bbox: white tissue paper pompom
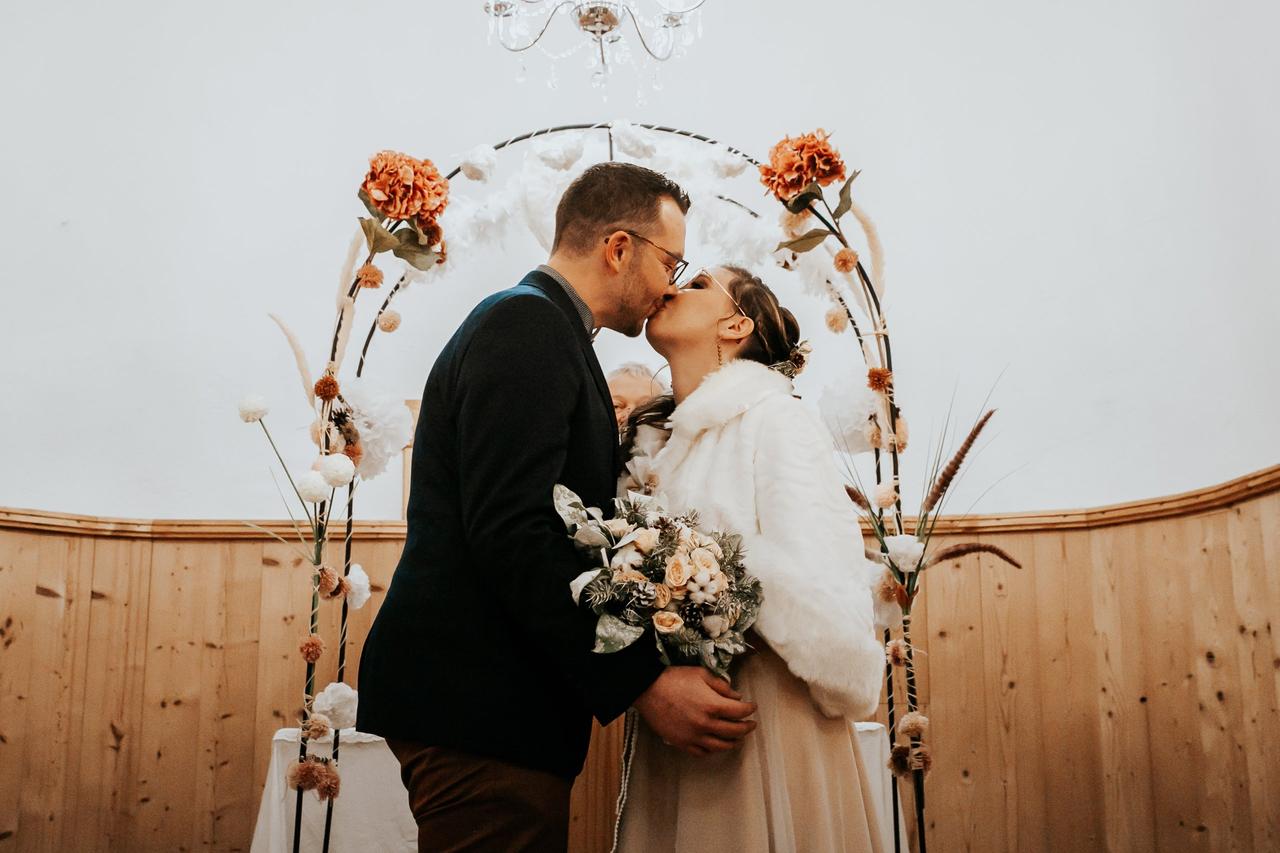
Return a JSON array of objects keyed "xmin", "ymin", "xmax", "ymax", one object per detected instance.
[
  {"xmin": 712, "ymin": 148, "xmax": 749, "ymax": 178},
  {"xmin": 819, "ymin": 383, "xmax": 882, "ymax": 455},
  {"xmin": 238, "ymin": 395, "xmax": 269, "ymax": 423},
  {"xmin": 313, "ymin": 682, "xmax": 358, "ymax": 730},
  {"xmin": 884, "ymin": 534, "xmax": 926, "ymax": 574},
  {"xmin": 611, "ymin": 120, "xmax": 656, "ymax": 159},
  {"xmin": 317, "ymin": 453, "xmax": 356, "ymax": 487},
  {"xmin": 346, "ymin": 563, "xmax": 371, "ymax": 610},
  {"xmin": 296, "ymin": 471, "xmax": 331, "ymax": 503},
  {"xmin": 459, "ymin": 144, "xmax": 498, "ymax": 182},
  {"xmin": 341, "ymin": 379, "xmax": 414, "ymax": 480},
  {"xmin": 534, "ymin": 134, "xmax": 585, "ymax": 171}
]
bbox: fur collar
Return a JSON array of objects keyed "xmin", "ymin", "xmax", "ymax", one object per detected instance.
[{"xmin": 668, "ymin": 359, "xmax": 795, "ymax": 437}]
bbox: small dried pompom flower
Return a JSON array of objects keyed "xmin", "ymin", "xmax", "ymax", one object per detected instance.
[
  {"xmin": 377, "ymin": 310, "xmax": 401, "ymax": 333},
  {"xmin": 327, "ymin": 576, "xmax": 351, "ymax": 600},
  {"xmin": 315, "ymin": 760, "xmax": 341, "ymax": 800},
  {"xmin": 889, "ymin": 744, "xmax": 911, "ymax": 777},
  {"xmin": 874, "ymin": 481, "xmax": 898, "ymax": 509},
  {"xmin": 299, "ymin": 634, "xmax": 325, "ymax": 663},
  {"xmin": 356, "ymin": 263, "xmax": 383, "ymax": 289},
  {"xmin": 314, "ymin": 374, "xmax": 340, "ymax": 402},
  {"xmin": 316, "ymin": 565, "xmax": 340, "ymax": 596},
  {"xmin": 910, "ymin": 744, "xmax": 934, "ymax": 774},
  {"xmin": 834, "ymin": 248, "xmax": 859, "ymax": 274},
  {"xmin": 899, "ymin": 711, "xmax": 930, "ymax": 740},
  {"xmin": 889, "ymin": 414, "xmax": 909, "ymax": 453},
  {"xmin": 238, "ymin": 395, "xmax": 269, "ymax": 423},
  {"xmin": 287, "ymin": 756, "xmax": 341, "ymax": 801},
  {"xmin": 886, "ymin": 638, "xmax": 910, "ymax": 667},
  {"xmin": 867, "ymin": 368, "xmax": 893, "ymax": 392},
  {"xmin": 302, "ymin": 713, "xmax": 332, "ymax": 740},
  {"xmin": 825, "ymin": 306, "xmax": 849, "ymax": 334},
  {"xmin": 317, "ymin": 453, "xmax": 356, "ymax": 488},
  {"xmin": 296, "ymin": 471, "xmax": 330, "ymax": 504},
  {"xmin": 342, "ymin": 442, "xmax": 364, "ymax": 467}
]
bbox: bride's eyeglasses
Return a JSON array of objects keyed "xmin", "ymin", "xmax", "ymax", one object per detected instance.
[{"xmin": 677, "ymin": 268, "xmax": 747, "ymax": 318}]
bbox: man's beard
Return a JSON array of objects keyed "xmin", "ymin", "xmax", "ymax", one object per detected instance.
[{"xmin": 615, "ymin": 269, "xmax": 651, "ymax": 337}]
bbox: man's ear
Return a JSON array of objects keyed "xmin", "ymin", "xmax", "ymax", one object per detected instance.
[{"xmin": 602, "ymin": 230, "xmax": 631, "ymax": 273}]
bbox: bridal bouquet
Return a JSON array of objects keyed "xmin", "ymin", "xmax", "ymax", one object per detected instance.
[{"xmin": 554, "ymin": 485, "xmax": 762, "ymax": 680}]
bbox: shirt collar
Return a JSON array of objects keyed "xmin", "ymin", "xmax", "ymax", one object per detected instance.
[{"xmin": 537, "ymin": 264, "xmax": 595, "ymax": 337}]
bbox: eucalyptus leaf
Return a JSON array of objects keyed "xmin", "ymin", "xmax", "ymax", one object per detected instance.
[
  {"xmin": 359, "ymin": 217, "xmax": 399, "ymax": 254},
  {"xmin": 832, "ymin": 170, "xmax": 862, "ymax": 220},
  {"xmin": 776, "ymin": 228, "xmax": 831, "ymax": 254},
  {"xmin": 357, "ymin": 188, "xmax": 385, "ymax": 220},
  {"xmin": 391, "ymin": 241, "xmax": 438, "ymax": 271},
  {"xmin": 574, "ymin": 525, "xmax": 610, "ymax": 549},
  {"xmin": 783, "ymin": 181, "xmax": 824, "ymax": 214},
  {"xmin": 553, "ymin": 484, "xmax": 590, "ymax": 528},
  {"xmin": 593, "ymin": 613, "xmax": 645, "ymax": 654}
]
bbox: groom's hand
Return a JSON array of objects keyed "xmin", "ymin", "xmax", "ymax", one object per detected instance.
[{"xmin": 633, "ymin": 667, "xmax": 757, "ymax": 757}]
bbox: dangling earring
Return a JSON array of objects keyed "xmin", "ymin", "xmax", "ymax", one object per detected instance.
[{"xmin": 716, "ymin": 338, "xmax": 723, "ymax": 367}]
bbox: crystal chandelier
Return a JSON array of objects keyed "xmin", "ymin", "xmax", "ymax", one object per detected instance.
[{"xmin": 483, "ymin": 2, "xmax": 708, "ymax": 87}]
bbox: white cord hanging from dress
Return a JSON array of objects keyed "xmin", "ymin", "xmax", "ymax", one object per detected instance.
[{"xmin": 608, "ymin": 708, "xmax": 640, "ymax": 853}]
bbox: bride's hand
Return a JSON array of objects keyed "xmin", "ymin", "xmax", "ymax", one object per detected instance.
[{"xmin": 633, "ymin": 667, "xmax": 757, "ymax": 757}]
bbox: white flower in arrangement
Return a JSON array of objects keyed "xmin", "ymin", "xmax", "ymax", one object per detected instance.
[
  {"xmin": 712, "ymin": 148, "xmax": 749, "ymax": 178},
  {"xmin": 819, "ymin": 382, "xmax": 882, "ymax": 456},
  {"xmin": 313, "ymin": 681, "xmax": 358, "ymax": 730},
  {"xmin": 610, "ymin": 544, "xmax": 644, "ymax": 571},
  {"xmin": 687, "ymin": 568, "xmax": 726, "ymax": 605},
  {"xmin": 883, "ymin": 534, "xmax": 926, "ymax": 574},
  {"xmin": 874, "ymin": 482, "xmax": 899, "ymax": 509},
  {"xmin": 690, "ymin": 547, "xmax": 720, "ymax": 575},
  {"xmin": 534, "ymin": 134, "xmax": 585, "ymax": 171},
  {"xmin": 400, "ymin": 262, "xmax": 430, "ymax": 289},
  {"xmin": 341, "ymin": 378, "xmax": 414, "ymax": 481},
  {"xmin": 701, "ymin": 613, "xmax": 730, "ymax": 639},
  {"xmin": 603, "ymin": 518, "xmax": 634, "ymax": 539},
  {"xmin": 296, "ymin": 471, "xmax": 330, "ymax": 503},
  {"xmin": 237, "ymin": 395, "xmax": 269, "ymax": 423},
  {"xmin": 316, "ymin": 453, "xmax": 356, "ymax": 488},
  {"xmin": 611, "ymin": 120, "xmax": 657, "ymax": 159},
  {"xmin": 346, "ymin": 563, "xmax": 371, "ymax": 610},
  {"xmin": 458, "ymin": 144, "xmax": 497, "ymax": 182},
  {"xmin": 631, "ymin": 527, "xmax": 661, "ymax": 554}
]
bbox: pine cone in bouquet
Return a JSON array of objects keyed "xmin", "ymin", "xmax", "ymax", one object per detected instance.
[{"xmin": 554, "ymin": 484, "xmax": 763, "ymax": 680}]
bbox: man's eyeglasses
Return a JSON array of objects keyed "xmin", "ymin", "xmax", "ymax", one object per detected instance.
[{"xmin": 617, "ymin": 229, "xmax": 688, "ymax": 284}]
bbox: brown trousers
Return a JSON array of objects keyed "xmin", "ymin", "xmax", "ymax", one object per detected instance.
[{"xmin": 387, "ymin": 739, "xmax": 572, "ymax": 853}]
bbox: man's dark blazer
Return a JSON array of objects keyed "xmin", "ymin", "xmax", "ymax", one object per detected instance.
[{"xmin": 357, "ymin": 268, "xmax": 664, "ymax": 779}]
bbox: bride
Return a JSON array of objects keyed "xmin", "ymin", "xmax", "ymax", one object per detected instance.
[{"xmin": 617, "ymin": 265, "xmax": 886, "ymax": 852}]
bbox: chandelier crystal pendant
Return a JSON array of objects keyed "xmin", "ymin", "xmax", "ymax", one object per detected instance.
[{"xmin": 483, "ymin": 1, "xmax": 708, "ymax": 87}]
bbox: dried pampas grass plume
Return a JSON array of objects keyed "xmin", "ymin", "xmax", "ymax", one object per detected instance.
[
  {"xmin": 332, "ymin": 297, "xmax": 356, "ymax": 372},
  {"xmin": 847, "ymin": 196, "xmax": 885, "ymax": 298},
  {"xmin": 889, "ymin": 744, "xmax": 911, "ymax": 777},
  {"xmin": 269, "ymin": 313, "xmax": 315, "ymax": 407},
  {"xmin": 925, "ymin": 541, "xmax": 1023, "ymax": 570},
  {"xmin": 924, "ymin": 409, "xmax": 995, "ymax": 514},
  {"xmin": 898, "ymin": 711, "xmax": 930, "ymax": 739},
  {"xmin": 338, "ymin": 228, "xmax": 363, "ymax": 294}
]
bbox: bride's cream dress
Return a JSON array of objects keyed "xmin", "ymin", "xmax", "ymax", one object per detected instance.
[{"xmin": 617, "ymin": 360, "xmax": 886, "ymax": 853}]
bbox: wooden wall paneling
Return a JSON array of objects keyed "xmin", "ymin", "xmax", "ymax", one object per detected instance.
[
  {"xmin": 64, "ymin": 537, "xmax": 153, "ymax": 852},
  {"xmin": 568, "ymin": 720, "xmax": 623, "ymax": 853},
  {"xmin": 1224, "ymin": 501, "xmax": 1280, "ymax": 849},
  {"xmin": 1186, "ymin": 511, "xmax": 1254, "ymax": 850},
  {"xmin": 977, "ymin": 531, "xmax": 1050, "ymax": 852},
  {"xmin": 0, "ymin": 532, "xmax": 41, "ymax": 848},
  {"xmin": 18, "ymin": 534, "xmax": 94, "ymax": 852},
  {"xmin": 1087, "ymin": 522, "xmax": 1156, "ymax": 852},
  {"xmin": 924, "ymin": 533, "xmax": 1005, "ymax": 851},
  {"xmin": 1033, "ymin": 530, "xmax": 1105, "ymax": 850},
  {"xmin": 252, "ymin": 542, "xmax": 310, "ymax": 799}
]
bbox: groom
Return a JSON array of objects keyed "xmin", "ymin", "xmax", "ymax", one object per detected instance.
[{"xmin": 358, "ymin": 162, "xmax": 757, "ymax": 852}]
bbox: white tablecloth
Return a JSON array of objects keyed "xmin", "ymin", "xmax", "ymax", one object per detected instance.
[{"xmin": 252, "ymin": 724, "xmax": 905, "ymax": 852}]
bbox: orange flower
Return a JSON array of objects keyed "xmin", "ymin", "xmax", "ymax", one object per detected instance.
[
  {"xmin": 316, "ymin": 565, "xmax": 340, "ymax": 595},
  {"xmin": 314, "ymin": 374, "xmax": 340, "ymax": 402},
  {"xmin": 834, "ymin": 247, "xmax": 859, "ymax": 273},
  {"xmin": 361, "ymin": 151, "xmax": 449, "ymax": 226},
  {"xmin": 759, "ymin": 129, "xmax": 847, "ymax": 202},
  {"xmin": 356, "ymin": 263, "xmax": 383, "ymax": 289},
  {"xmin": 341, "ymin": 442, "xmax": 364, "ymax": 467},
  {"xmin": 299, "ymin": 634, "xmax": 325, "ymax": 663},
  {"xmin": 867, "ymin": 368, "xmax": 893, "ymax": 392}
]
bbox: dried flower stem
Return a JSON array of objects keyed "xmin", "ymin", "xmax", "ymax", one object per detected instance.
[
  {"xmin": 357, "ymin": 274, "xmax": 408, "ymax": 378},
  {"xmin": 925, "ymin": 542, "xmax": 1022, "ymax": 570}
]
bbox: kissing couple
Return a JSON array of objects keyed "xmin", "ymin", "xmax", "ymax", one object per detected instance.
[{"xmin": 359, "ymin": 162, "xmax": 886, "ymax": 852}]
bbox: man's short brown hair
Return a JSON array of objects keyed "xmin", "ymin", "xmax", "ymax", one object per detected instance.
[{"xmin": 552, "ymin": 162, "xmax": 691, "ymax": 255}]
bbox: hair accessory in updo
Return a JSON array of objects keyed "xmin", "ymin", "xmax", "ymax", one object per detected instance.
[{"xmin": 770, "ymin": 340, "xmax": 812, "ymax": 378}]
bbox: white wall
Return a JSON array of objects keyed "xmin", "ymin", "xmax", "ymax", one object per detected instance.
[{"xmin": 2, "ymin": 0, "xmax": 1277, "ymax": 521}]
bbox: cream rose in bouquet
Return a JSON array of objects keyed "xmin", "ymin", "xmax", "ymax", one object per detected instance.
[{"xmin": 554, "ymin": 485, "xmax": 762, "ymax": 680}]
